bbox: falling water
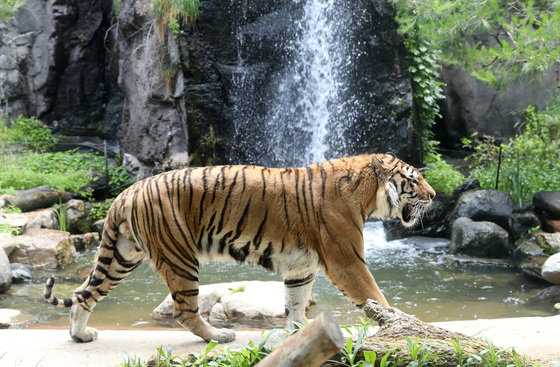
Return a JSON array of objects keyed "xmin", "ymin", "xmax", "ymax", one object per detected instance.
[{"xmin": 230, "ymin": 0, "xmax": 360, "ymax": 167}]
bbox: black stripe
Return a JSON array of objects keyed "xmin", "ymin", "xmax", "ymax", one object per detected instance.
[
  {"xmin": 173, "ymin": 289, "xmax": 199, "ymax": 298},
  {"xmin": 319, "ymin": 164, "xmax": 327, "ymax": 200},
  {"xmin": 258, "ymin": 242, "xmax": 274, "ymax": 270},
  {"xmin": 64, "ymin": 298, "xmax": 73, "ymax": 307},
  {"xmin": 98, "ymin": 256, "xmax": 112, "ymax": 265},
  {"xmin": 261, "ymin": 168, "xmax": 267, "ymax": 199},
  {"xmin": 217, "ymin": 170, "xmax": 239, "ymax": 233},
  {"xmin": 218, "ymin": 230, "xmax": 233, "ymax": 253},
  {"xmin": 284, "ymin": 273, "xmax": 315, "ymax": 288},
  {"xmin": 229, "ymin": 241, "xmax": 250, "ymax": 262},
  {"xmin": 306, "ymin": 166, "xmax": 315, "ymax": 215},
  {"xmin": 241, "ymin": 166, "xmax": 247, "ymax": 192},
  {"xmin": 280, "ymin": 172, "xmax": 291, "ymax": 227},
  {"xmin": 352, "ymin": 246, "xmax": 366, "ymax": 264},
  {"xmin": 252, "ymin": 209, "xmax": 268, "ymax": 249}
]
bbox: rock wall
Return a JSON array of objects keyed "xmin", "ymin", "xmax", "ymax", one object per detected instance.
[
  {"xmin": 0, "ymin": 0, "xmax": 121, "ymax": 150},
  {"xmin": 436, "ymin": 66, "xmax": 558, "ymax": 151}
]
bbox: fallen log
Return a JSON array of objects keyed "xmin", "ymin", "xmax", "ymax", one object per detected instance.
[
  {"xmin": 255, "ymin": 312, "xmax": 344, "ymax": 367},
  {"xmin": 321, "ymin": 300, "xmax": 548, "ymax": 367}
]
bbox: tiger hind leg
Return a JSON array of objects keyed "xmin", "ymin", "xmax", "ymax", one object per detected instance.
[
  {"xmin": 164, "ymin": 271, "xmax": 235, "ymax": 343},
  {"xmin": 69, "ymin": 222, "xmax": 145, "ymax": 342}
]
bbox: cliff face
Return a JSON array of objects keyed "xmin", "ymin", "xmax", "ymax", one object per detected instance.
[
  {"xmin": 2, "ymin": 0, "xmax": 415, "ymax": 175},
  {"xmin": 0, "ymin": 0, "xmax": 120, "ymax": 150}
]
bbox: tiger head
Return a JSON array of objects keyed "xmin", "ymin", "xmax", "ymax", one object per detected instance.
[{"xmin": 372, "ymin": 153, "xmax": 436, "ymax": 227}]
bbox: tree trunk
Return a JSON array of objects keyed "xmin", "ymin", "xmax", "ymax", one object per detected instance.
[{"xmin": 255, "ymin": 312, "xmax": 344, "ymax": 367}]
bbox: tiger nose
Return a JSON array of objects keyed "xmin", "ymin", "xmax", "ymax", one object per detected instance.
[{"xmin": 428, "ymin": 187, "xmax": 436, "ymax": 200}]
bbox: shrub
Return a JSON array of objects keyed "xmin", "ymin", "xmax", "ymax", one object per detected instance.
[
  {"xmin": 424, "ymin": 154, "xmax": 465, "ymax": 194},
  {"xmin": 464, "ymin": 102, "xmax": 560, "ymax": 206},
  {"xmin": 1, "ymin": 115, "xmax": 57, "ymax": 153}
]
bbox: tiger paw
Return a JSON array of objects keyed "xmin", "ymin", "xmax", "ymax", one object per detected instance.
[
  {"xmin": 70, "ymin": 327, "xmax": 98, "ymax": 343},
  {"xmin": 204, "ymin": 328, "xmax": 236, "ymax": 343}
]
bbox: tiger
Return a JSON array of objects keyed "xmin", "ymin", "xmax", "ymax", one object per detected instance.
[{"xmin": 44, "ymin": 153, "xmax": 435, "ymax": 343}]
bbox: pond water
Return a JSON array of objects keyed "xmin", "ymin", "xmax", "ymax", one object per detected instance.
[{"xmin": 1, "ymin": 221, "xmax": 553, "ymax": 329}]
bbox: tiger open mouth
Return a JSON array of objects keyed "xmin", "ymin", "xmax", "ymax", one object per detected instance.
[{"xmin": 401, "ymin": 203, "xmax": 417, "ymax": 226}]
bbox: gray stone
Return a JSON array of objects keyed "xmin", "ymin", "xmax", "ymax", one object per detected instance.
[
  {"xmin": 6, "ymin": 228, "xmax": 76, "ymax": 269},
  {"xmin": 542, "ymin": 253, "xmax": 560, "ymax": 285},
  {"xmin": 452, "ymin": 179, "xmax": 481, "ymax": 200},
  {"xmin": 63, "ymin": 200, "xmax": 92, "ymax": 234},
  {"xmin": 0, "ymin": 308, "xmax": 35, "ymax": 328},
  {"xmin": 0, "ymin": 248, "xmax": 11, "ymax": 293},
  {"xmin": 10, "ymin": 263, "xmax": 33, "ymax": 284},
  {"xmin": 450, "ymin": 189, "xmax": 514, "ymax": 230},
  {"xmin": 535, "ymin": 232, "xmax": 560, "ymax": 255},
  {"xmin": 0, "ymin": 186, "xmax": 72, "ymax": 213},
  {"xmin": 533, "ymin": 191, "xmax": 560, "ymax": 218},
  {"xmin": 153, "ymin": 281, "xmax": 288, "ymax": 328},
  {"xmin": 535, "ymin": 286, "xmax": 560, "ymax": 304},
  {"xmin": 69, "ymin": 233, "xmax": 100, "ymax": 252},
  {"xmin": 512, "ymin": 237, "xmax": 547, "ymax": 265},
  {"xmin": 92, "ymin": 219, "xmax": 105, "ymax": 238},
  {"xmin": 508, "ymin": 212, "xmax": 541, "ymax": 243},
  {"xmin": 519, "ymin": 257, "xmax": 547, "ymax": 281},
  {"xmin": 0, "ymin": 213, "xmax": 28, "ymax": 232},
  {"xmin": 438, "ymin": 65, "xmax": 557, "ymax": 150},
  {"xmin": 25, "ymin": 208, "xmax": 57, "ymax": 230},
  {"xmin": 449, "ymin": 217, "xmax": 510, "ymax": 258}
]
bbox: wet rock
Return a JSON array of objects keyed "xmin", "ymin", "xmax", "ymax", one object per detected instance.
[
  {"xmin": 6, "ymin": 228, "xmax": 76, "ymax": 269},
  {"xmin": 452, "ymin": 179, "xmax": 481, "ymax": 200},
  {"xmin": 0, "ymin": 248, "xmax": 12, "ymax": 293},
  {"xmin": 449, "ymin": 217, "xmax": 509, "ymax": 258},
  {"xmin": 384, "ymin": 194, "xmax": 453, "ymax": 240},
  {"xmin": 544, "ymin": 219, "xmax": 560, "ymax": 233},
  {"xmin": 535, "ymin": 232, "xmax": 560, "ymax": 255},
  {"xmin": 535, "ymin": 286, "xmax": 560, "ymax": 304},
  {"xmin": 449, "ymin": 189, "xmax": 514, "ymax": 230},
  {"xmin": 0, "ymin": 186, "xmax": 72, "ymax": 212},
  {"xmin": 25, "ymin": 208, "xmax": 57, "ymax": 230},
  {"xmin": 533, "ymin": 191, "xmax": 560, "ymax": 218},
  {"xmin": 63, "ymin": 200, "xmax": 92, "ymax": 234},
  {"xmin": 153, "ymin": 281, "xmax": 287, "ymax": 328},
  {"xmin": 92, "ymin": 219, "xmax": 104, "ymax": 238},
  {"xmin": 10, "ymin": 263, "xmax": 33, "ymax": 284},
  {"xmin": 508, "ymin": 212, "xmax": 541, "ymax": 243},
  {"xmin": 69, "ymin": 233, "xmax": 100, "ymax": 252},
  {"xmin": 512, "ymin": 237, "xmax": 547, "ymax": 265},
  {"xmin": 0, "ymin": 213, "xmax": 28, "ymax": 232},
  {"xmin": 542, "ymin": 253, "xmax": 560, "ymax": 285},
  {"xmin": 0, "ymin": 233, "xmax": 17, "ymax": 256},
  {"xmin": 519, "ymin": 257, "xmax": 548, "ymax": 281}
]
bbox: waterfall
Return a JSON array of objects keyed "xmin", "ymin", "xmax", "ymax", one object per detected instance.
[
  {"xmin": 264, "ymin": 0, "xmax": 339, "ymax": 167},
  {"xmin": 227, "ymin": 0, "xmax": 412, "ymax": 167}
]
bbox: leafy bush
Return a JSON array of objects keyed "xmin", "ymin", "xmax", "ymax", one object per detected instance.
[
  {"xmin": 0, "ymin": 0, "xmax": 24, "ymax": 20},
  {"xmin": 464, "ymin": 102, "xmax": 560, "ymax": 206},
  {"xmin": 424, "ymin": 154, "xmax": 465, "ymax": 194},
  {"xmin": 1, "ymin": 115, "xmax": 57, "ymax": 153}
]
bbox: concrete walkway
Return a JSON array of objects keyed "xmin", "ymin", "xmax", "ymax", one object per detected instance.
[{"xmin": 1, "ymin": 316, "xmax": 559, "ymax": 367}]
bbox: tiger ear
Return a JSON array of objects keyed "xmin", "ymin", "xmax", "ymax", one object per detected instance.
[{"xmin": 372, "ymin": 155, "xmax": 389, "ymax": 181}]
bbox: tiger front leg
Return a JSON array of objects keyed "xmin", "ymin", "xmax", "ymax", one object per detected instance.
[
  {"xmin": 283, "ymin": 272, "xmax": 316, "ymax": 330},
  {"xmin": 324, "ymin": 260, "xmax": 390, "ymax": 309}
]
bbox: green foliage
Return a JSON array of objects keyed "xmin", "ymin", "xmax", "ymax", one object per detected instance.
[
  {"xmin": 391, "ymin": 0, "xmax": 560, "ymax": 88},
  {"xmin": 150, "ymin": 0, "xmax": 199, "ymax": 38},
  {"xmin": 0, "ymin": 0, "xmax": 24, "ymax": 21},
  {"xmin": 53, "ymin": 199, "xmax": 67, "ymax": 232},
  {"xmin": 404, "ymin": 35, "xmax": 445, "ymax": 157},
  {"xmin": 0, "ymin": 223, "xmax": 21, "ymax": 237},
  {"xmin": 423, "ymin": 154, "xmax": 465, "ymax": 194},
  {"xmin": 464, "ymin": 102, "xmax": 560, "ymax": 205},
  {"xmin": 1, "ymin": 116, "xmax": 57, "ymax": 153},
  {"xmin": 90, "ymin": 200, "xmax": 113, "ymax": 221}
]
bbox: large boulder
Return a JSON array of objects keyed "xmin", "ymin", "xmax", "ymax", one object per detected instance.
[
  {"xmin": 512, "ymin": 236, "xmax": 549, "ymax": 281},
  {"xmin": 0, "ymin": 186, "xmax": 72, "ymax": 212},
  {"xmin": 449, "ymin": 189, "xmax": 514, "ymax": 230},
  {"xmin": 10, "ymin": 263, "xmax": 33, "ymax": 284},
  {"xmin": 449, "ymin": 217, "xmax": 509, "ymax": 258},
  {"xmin": 153, "ymin": 281, "xmax": 287, "ymax": 328},
  {"xmin": 535, "ymin": 232, "xmax": 560, "ymax": 255},
  {"xmin": 0, "ymin": 248, "xmax": 12, "ymax": 293},
  {"xmin": 6, "ymin": 228, "xmax": 76, "ymax": 269},
  {"xmin": 25, "ymin": 208, "xmax": 58, "ymax": 230},
  {"xmin": 63, "ymin": 199, "xmax": 92, "ymax": 234},
  {"xmin": 0, "ymin": 212, "xmax": 28, "ymax": 232},
  {"xmin": 542, "ymin": 253, "xmax": 560, "ymax": 285},
  {"xmin": 533, "ymin": 191, "xmax": 560, "ymax": 218},
  {"xmin": 508, "ymin": 211, "xmax": 541, "ymax": 243}
]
